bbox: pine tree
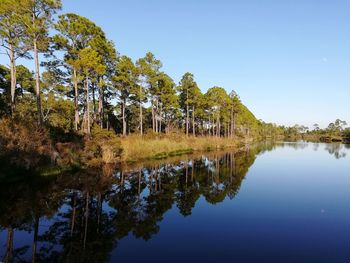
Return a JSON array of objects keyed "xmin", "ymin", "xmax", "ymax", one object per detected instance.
[
  {"xmin": 21, "ymin": 0, "xmax": 62, "ymax": 126},
  {"xmin": 0, "ymin": 0, "xmax": 28, "ymax": 114}
]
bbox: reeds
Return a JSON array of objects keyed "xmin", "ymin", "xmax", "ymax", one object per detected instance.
[{"xmin": 121, "ymin": 134, "xmax": 239, "ymax": 162}]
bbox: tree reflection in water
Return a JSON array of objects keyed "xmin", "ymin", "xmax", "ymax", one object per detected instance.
[
  {"xmin": 1, "ymin": 142, "xmax": 331, "ymax": 262},
  {"xmin": 324, "ymin": 143, "xmax": 347, "ymax": 159}
]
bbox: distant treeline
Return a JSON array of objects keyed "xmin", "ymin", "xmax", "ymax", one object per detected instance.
[{"xmin": 283, "ymin": 120, "xmax": 350, "ymax": 143}]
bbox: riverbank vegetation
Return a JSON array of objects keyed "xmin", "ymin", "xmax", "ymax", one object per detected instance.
[
  {"xmin": 283, "ymin": 119, "xmax": 350, "ymax": 143},
  {"xmin": 0, "ymin": 0, "xmax": 272, "ymax": 170},
  {"xmin": 0, "ymin": 0, "xmax": 348, "ymax": 171}
]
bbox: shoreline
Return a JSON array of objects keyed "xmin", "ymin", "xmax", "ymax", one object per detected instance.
[{"xmin": 119, "ymin": 135, "xmax": 254, "ymax": 163}]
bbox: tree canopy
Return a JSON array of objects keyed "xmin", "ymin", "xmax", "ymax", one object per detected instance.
[{"xmin": 0, "ymin": 0, "xmax": 290, "ymax": 140}]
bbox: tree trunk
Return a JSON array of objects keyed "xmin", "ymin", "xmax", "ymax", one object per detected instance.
[
  {"xmin": 227, "ymin": 122, "xmax": 230, "ymax": 137},
  {"xmin": 98, "ymin": 79, "xmax": 104, "ymax": 128},
  {"xmin": 92, "ymin": 83, "xmax": 96, "ymax": 122},
  {"xmin": 9, "ymin": 43, "xmax": 16, "ymax": 115},
  {"xmin": 155, "ymin": 99, "xmax": 158, "ymax": 133},
  {"xmin": 85, "ymin": 77, "xmax": 90, "ymax": 134},
  {"xmin": 232, "ymin": 112, "xmax": 236, "ymax": 138},
  {"xmin": 32, "ymin": 216, "xmax": 39, "ymax": 263},
  {"xmin": 191, "ymin": 159, "xmax": 194, "ymax": 181},
  {"xmin": 159, "ymin": 103, "xmax": 162, "ymax": 133},
  {"xmin": 83, "ymin": 191, "xmax": 89, "ymax": 250},
  {"xmin": 151, "ymin": 100, "xmax": 155, "ymax": 132},
  {"xmin": 224, "ymin": 122, "xmax": 227, "ymax": 138},
  {"xmin": 122, "ymin": 98, "xmax": 126, "ymax": 136},
  {"xmin": 73, "ymin": 68, "xmax": 79, "ymax": 131},
  {"xmin": 138, "ymin": 170, "xmax": 142, "ymax": 196},
  {"xmin": 230, "ymin": 107, "xmax": 234, "ymax": 138},
  {"xmin": 33, "ymin": 39, "xmax": 43, "ymax": 126},
  {"xmin": 192, "ymin": 105, "xmax": 195, "ymax": 136},
  {"xmin": 97, "ymin": 193, "xmax": 102, "ymax": 233},
  {"xmin": 216, "ymin": 115, "xmax": 218, "ymax": 137},
  {"xmin": 70, "ymin": 194, "xmax": 76, "ymax": 236},
  {"xmin": 216, "ymin": 114, "xmax": 220, "ymax": 137},
  {"xmin": 139, "ymin": 96, "xmax": 143, "ymax": 136},
  {"xmin": 208, "ymin": 115, "xmax": 211, "ymax": 136},
  {"xmin": 4, "ymin": 227, "xmax": 14, "ymax": 263},
  {"xmin": 185, "ymin": 161, "xmax": 188, "ymax": 186},
  {"xmin": 228, "ymin": 121, "xmax": 230, "ymax": 138},
  {"xmin": 186, "ymin": 98, "xmax": 189, "ymax": 136},
  {"xmin": 212, "ymin": 114, "xmax": 215, "ymax": 136}
]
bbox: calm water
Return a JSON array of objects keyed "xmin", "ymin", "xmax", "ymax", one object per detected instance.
[{"xmin": 1, "ymin": 142, "xmax": 350, "ymax": 263}]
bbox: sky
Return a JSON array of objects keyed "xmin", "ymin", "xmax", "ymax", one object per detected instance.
[{"xmin": 1, "ymin": 0, "xmax": 349, "ymax": 128}]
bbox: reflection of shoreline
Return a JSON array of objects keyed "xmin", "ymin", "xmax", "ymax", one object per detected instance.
[
  {"xmin": 270, "ymin": 141, "xmax": 348, "ymax": 159},
  {"xmin": 324, "ymin": 143, "xmax": 348, "ymax": 159},
  {"xmin": 2, "ymin": 142, "xmax": 345, "ymax": 262},
  {"xmin": 119, "ymin": 146, "xmax": 247, "ymax": 173},
  {"xmin": 0, "ymin": 145, "xmax": 264, "ymax": 262}
]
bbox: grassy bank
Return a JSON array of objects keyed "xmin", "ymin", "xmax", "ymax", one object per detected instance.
[
  {"xmin": 0, "ymin": 118, "xmax": 253, "ymax": 169},
  {"xmin": 121, "ymin": 134, "xmax": 249, "ymax": 162}
]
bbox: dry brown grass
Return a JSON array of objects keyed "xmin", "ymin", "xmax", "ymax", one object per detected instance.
[
  {"xmin": 121, "ymin": 134, "xmax": 240, "ymax": 162},
  {"xmin": 83, "ymin": 126, "xmax": 123, "ymax": 166},
  {"xmin": 0, "ymin": 118, "xmax": 53, "ymax": 168}
]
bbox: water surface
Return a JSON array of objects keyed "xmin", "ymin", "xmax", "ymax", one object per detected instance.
[{"xmin": 1, "ymin": 142, "xmax": 350, "ymax": 262}]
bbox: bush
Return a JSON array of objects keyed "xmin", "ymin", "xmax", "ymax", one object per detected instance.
[
  {"xmin": 343, "ymin": 129, "xmax": 350, "ymax": 143},
  {"xmin": 83, "ymin": 126, "xmax": 123, "ymax": 166},
  {"xmin": 0, "ymin": 118, "xmax": 52, "ymax": 169}
]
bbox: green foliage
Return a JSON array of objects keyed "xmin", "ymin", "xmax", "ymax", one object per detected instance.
[
  {"xmin": 303, "ymin": 119, "xmax": 349, "ymax": 143},
  {"xmin": 83, "ymin": 126, "xmax": 123, "ymax": 166},
  {"xmin": 343, "ymin": 128, "xmax": 350, "ymax": 143},
  {"xmin": 157, "ymin": 72, "xmax": 179, "ymax": 131},
  {"xmin": 0, "ymin": 0, "xmax": 27, "ymax": 53},
  {"xmin": 42, "ymin": 92, "xmax": 74, "ymax": 132},
  {"xmin": 178, "ymin": 72, "xmax": 200, "ymax": 109},
  {"xmin": 0, "ymin": 0, "xmax": 265, "ymax": 141},
  {"xmin": 21, "ymin": 0, "xmax": 62, "ymax": 51},
  {"xmin": 16, "ymin": 65, "xmax": 35, "ymax": 93},
  {"xmin": 54, "ymin": 13, "xmax": 103, "ymax": 56},
  {"xmin": 13, "ymin": 93, "xmax": 37, "ymax": 121},
  {"xmin": 205, "ymin": 86, "xmax": 230, "ymax": 112},
  {"xmin": 74, "ymin": 48, "xmax": 106, "ymax": 77},
  {"xmin": 0, "ymin": 0, "xmax": 299, "ymax": 170},
  {"xmin": 0, "ymin": 65, "xmax": 10, "ymax": 116},
  {"xmin": 113, "ymin": 55, "xmax": 138, "ymax": 106}
]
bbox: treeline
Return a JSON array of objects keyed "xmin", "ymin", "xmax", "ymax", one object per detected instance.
[
  {"xmin": 283, "ymin": 119, "xmax": 350, "ymax": 143},
  {"xmin": 0, "ymin": 0, "xmax": 273, "ymax": 139}
]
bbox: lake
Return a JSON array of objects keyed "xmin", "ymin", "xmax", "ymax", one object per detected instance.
[{"xmin": 1, "ymin": 142, "xmax": 350, "ymax": 263}]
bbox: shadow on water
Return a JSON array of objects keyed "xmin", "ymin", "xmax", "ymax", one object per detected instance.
[{"xmin": 0, "ymin": 141, "xmax": 344, "ymax": 262}]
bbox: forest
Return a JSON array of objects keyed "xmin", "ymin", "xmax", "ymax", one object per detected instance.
[{"xmin": 0, "ymin": 0, "xmax": 348, "ymax": 169}]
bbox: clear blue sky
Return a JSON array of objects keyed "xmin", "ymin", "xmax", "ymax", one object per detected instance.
[{"xmin": 2, "ymin": 0, "xmax": 349, "ymax": 128}]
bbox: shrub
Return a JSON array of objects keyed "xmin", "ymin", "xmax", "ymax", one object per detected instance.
[
  {"xmin": 83, "ymin": 126, "xmax": 123, "ymax": 166},
  {"xmin": 0, "ymin": 118, "xmax": 52, "ymax": 169}
]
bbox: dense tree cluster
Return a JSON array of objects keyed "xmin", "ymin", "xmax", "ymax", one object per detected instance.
[{"xmin": 0, "ymin": 0, "xmax": 265, "ymax": 138}]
